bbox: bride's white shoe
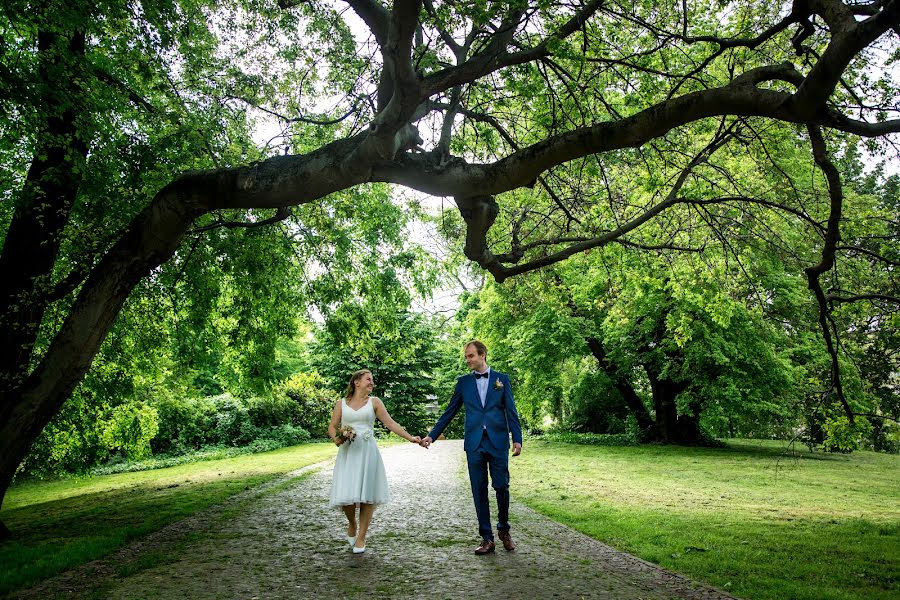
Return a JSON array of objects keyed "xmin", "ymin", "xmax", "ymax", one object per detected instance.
[
  {"xmin": 352, "ymin": 545, "xmax": 366, "ymax": 554},
  {"xmin": 347, "ymin": 535, "xmax": 356, "ymax": 547}
]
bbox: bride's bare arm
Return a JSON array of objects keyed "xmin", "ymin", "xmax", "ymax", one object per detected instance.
[
  {"xmin": 327, "ymin": 398, "xmax": 343, "ymax": 445},
  {"xmin": 372, "ymin": 398, "xmax": 421, "ymax": 443}
]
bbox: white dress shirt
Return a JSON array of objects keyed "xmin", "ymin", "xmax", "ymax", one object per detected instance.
[{"xmin": 474, "ymin": 367, "xmax": 491, "ymax": 407}]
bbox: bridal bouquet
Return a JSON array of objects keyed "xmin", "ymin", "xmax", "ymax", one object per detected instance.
[{"xmin": 336, "ymin": 424, "xmax": 356, "ymax": 445}]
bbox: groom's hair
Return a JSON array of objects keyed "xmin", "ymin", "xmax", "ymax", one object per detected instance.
[{"xmin": 465, "ymin": 340, "xmax": 487, "ymax": 357}]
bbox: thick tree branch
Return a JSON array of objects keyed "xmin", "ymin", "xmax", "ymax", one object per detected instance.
[
  {"xmin": 422, "ymin": 0, "xmax": 603, "ymax": 96},
  {"xmin": 190, "ymin": 207, "xmax": 293, "ymax": 233},
  {"xmin": 0, "ymin": 27, "xmax": 89, "ymax": 396},
  {"xmin": 346, "ymin": 0, "xmax": 391, "ymax": 45},
  {"xmin": 429, "ymin": 100, "xmax": 580, "ymax": 224},
  {"xmin": 422, "ymin": 0, "xmax": 462, "ymax": 55},
  {"xmin": 353, "ymin": 0, "xmax": 425, "ymax": 162},
  {"xmin": 455, "ymin": 128, "xmax": 732, "ymax": 279},
  {"xmin": 789, "ymin": 0, "xmax": 899, "ymax": 115},
  {"xmin": 837, "ymin": 244, "xmax": 900, "ymax": 266},
  {"xmin": 469, "ymin": 6, "xmax": 526, "ymax": 62},
  {"xmin": 380, "ymin": 68, "xmax": 900, "ymax": 199},
  {"xmin": 826, "ymin": 293, "xmax": 900, "ymax": 304},
  {"xmin": 804, "ymin": 124, "xmax": 853, "ymax": 422}
]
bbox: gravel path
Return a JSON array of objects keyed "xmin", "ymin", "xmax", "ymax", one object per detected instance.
[{"xmin": 13, "ymin": 441, "xmax": 739, "ymax": 599}]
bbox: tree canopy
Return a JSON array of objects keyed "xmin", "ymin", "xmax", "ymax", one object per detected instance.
[{"xmin": 1, "ymin": 0, "xmax": 898, "ymax": 536}]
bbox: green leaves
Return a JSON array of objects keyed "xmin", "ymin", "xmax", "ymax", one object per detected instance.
[{"xmin": 305, "ymin": 310, "xmax": 444, "ymax": 437}]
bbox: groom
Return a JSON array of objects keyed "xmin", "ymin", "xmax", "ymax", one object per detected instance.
[{"xmin": 421, "ymin": 340, "xmax": 523, "ymax": 555}]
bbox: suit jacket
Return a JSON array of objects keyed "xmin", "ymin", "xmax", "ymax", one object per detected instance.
[{"xmin": 428, "ymin": 370, "xmax": 523, "ymax": 452}]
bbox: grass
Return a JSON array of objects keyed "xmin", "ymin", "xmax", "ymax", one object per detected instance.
[
  {"xmin": 512, "ymin": 438, "xmax": 899, "ymax": 600},
  {"xmin": 0, "ymin": 441, "xmax": 336, "ymax": 595}
]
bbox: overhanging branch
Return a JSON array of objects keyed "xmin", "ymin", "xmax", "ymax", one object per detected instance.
[
  {"xmin": 190, "ymin": 207, "xmax": 293, "ymax": 233},
  {"xmin": 460, "ymin": 126, "xmax": 735, "ymax": 280},
  {"xmin": 826, "ymin": 292, "xmax": 900, "ymax": 305},
  {"xmin": 804, "ymin": 124, "xmax": 853, "ymax": 422}
]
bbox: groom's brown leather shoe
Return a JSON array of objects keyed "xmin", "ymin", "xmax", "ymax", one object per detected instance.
[
  {"xmin": 473, "ymin": 539, "xmax": 495, "ymax": 555},
  {"xmin": 498, "ymin": 530, "xmax": 516, "ymax": 551}
]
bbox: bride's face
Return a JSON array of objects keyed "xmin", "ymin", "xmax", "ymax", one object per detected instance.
[{"xmin": 357, "ymin": 373, "xmax": 375, "ymax": 393}]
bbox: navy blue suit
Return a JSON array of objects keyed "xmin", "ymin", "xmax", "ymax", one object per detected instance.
[{"xmin": 428, "ymin": 370, "xmax": 523, "ymax": 541}]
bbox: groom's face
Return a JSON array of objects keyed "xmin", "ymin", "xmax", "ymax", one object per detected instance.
[{"xmin": 464, "ymin": 345, "xmax": 487, "ymax": 372}]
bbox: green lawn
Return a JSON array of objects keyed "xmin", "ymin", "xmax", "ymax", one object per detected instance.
[
  {"xmin": 3, "ymin": 439, "xmax": 897, "ymax": 599},
  {"xmin": 0, "ymin": 442, "xmax": 336, "ymax": 595},
  {"xmin": 512, "ymin": 439, "xmax": 899, "ymax": 600}
]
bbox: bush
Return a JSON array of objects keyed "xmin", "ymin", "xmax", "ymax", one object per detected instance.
[
  {"xmin": 870, "ymin": 418, "xmax": 900, "ymax": 453},
  {"xmin": 20, "ymin": 395, "xmax": 161, "ymax": 478},
  {"xmin": 822, "ymin": 416, "xmax": 871, "ymax": 453},
  {"xmin": 256, "ymin": 423, "xmax": 311, "ymax": 446},
  {"xmin": 280, "ymin": 372, "xmax": 335, "ymax": 438},
  {"xmin": 208, "ymin": 394, "xmax": 255, "ymax": 446},
  {"xmin": 24, "ymin": 387, "xmax": 319, "ymax": 479},
  {"xmin": 100, "ymin": 401, "xmax": 159, "ymax": 460},
  {"xmin": 91, "ymin": 428, "xmax": 311, "ymax": 476},
  {"xmin": 151, "ymin": 395, "xmax": 218, "ymax": 454},
  {"xmin": 149, "ymin": 392, "xmax": 316, "ymax": 456},
  {"xmin": 246, "ymin": 395, "xmax": 303, "ymax": 429},
  {"xmin": 561, "ymin": 370, "xmax": 632, "ymax": 435}
]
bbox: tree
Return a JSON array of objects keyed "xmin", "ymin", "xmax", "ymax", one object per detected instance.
[
  {"xmin": 464, "ymin": 246, "xmax": 803, "ymax": 444},
  {"xmin": 305, "ymin": 308, "xmax": 444, "ymax": 437},
  {"xmin": 1, "ymin": 0, "xmax": 898, "ymax": 536}
]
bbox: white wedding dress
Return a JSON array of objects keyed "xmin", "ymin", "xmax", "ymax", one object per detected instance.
[{"xmin": 329, "ymin": 397, "xmax": 391, "ymax": 507}]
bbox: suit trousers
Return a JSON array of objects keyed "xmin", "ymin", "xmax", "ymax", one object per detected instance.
[{"xmin": 465, "ymin": 429, "xmax": 510, "ymax": 541}]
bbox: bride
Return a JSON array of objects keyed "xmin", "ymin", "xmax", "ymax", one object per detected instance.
[{"xmin": 328, "ymin": 369, "xmax": 421, "ymax": 553}]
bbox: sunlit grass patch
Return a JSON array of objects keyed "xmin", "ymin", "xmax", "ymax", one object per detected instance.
[{"xmin": 513, "ymin": 439, "xmax": 899, "ymax": 600}]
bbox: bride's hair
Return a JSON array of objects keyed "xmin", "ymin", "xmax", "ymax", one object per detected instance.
[{"xmin": 344, "ymin": 369, "xmax": 372, "ymax": 400}]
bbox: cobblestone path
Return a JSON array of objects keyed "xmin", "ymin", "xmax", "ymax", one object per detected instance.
[{"xmin": 16, "ymin": 441, "xmax": 738, "ymax": 599}]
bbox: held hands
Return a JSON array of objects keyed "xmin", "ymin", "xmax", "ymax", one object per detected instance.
[
  {"xmin": 409, "ymin": 435, "xmax": 422, "ymax": 444},
  {"xmin": 413, "ymin": 436, "xmax": 518, "ymax": 453}
]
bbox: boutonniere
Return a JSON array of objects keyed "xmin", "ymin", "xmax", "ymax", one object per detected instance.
[{"xmin": 493, "ymin": 379, "xmax": 504, "ymax": 390}]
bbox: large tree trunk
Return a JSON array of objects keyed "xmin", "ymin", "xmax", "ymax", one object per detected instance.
[
  {"xmin": 636, "ymin": 293, "xmax": 703, "ymax": 446},
  {"xmin": 585, "ymin": 336, "xmax": 654, "ymax": 438},
  {"xmin": 0, "ymin": 191, "xmax": 201, "ymax": 538},
  {"xmin": 0, "ymin": 27, "xmax": 88, "ymax": 539},
  {"xmin": 645, "ymin": 367, "xmax": 703, "ymax": 445},
  {"xmin": 0, "ymin": 28, "xmax": 87, "ymax": 397}
]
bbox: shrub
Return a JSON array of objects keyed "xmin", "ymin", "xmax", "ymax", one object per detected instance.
[
  {"xmin": 280, "ymin": 372, "xmax": 335, "ymax": 438},
  {"xmin": 151, "ymin": 395, "xmax": 218, "ymax": 454},
  {"xmin": 100, "ymin": 401, "xmax": 159, "ymax": 460},
  {"xmin": 822, "ymin": 416, "xmax": 871, "ymax": 453},
  {"xmin": 246, "ymin": 395, "xmax": 303, "ymax": 429},
  {"xmin": 210, "ymin": 394, "xmax": 256, "ymax": 446},
  {"xmin": 257, "ymin": 423, "xmax": 311, "ymax": 446}
]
